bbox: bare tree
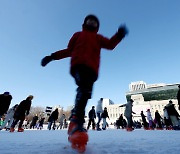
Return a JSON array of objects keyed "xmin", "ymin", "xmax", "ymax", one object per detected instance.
[{"xmin": 28, "ymin": 106, "xmax": 45, "ymax": 121}]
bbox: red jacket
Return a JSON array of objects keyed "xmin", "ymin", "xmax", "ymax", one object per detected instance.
[{"xmin": 52, "ymin": 29, "xmax": 122, "ymax": 76}]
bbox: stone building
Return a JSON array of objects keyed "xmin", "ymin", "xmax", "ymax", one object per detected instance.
[{"xmin": 98, "ymin": 81, "xmax": 180, "ymax": 124}]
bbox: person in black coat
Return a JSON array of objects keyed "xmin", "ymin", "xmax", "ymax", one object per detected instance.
[
  {"xmin": 48, "ymin": 108, "xmax": 59, "ymax": 130},
  {"xmin": 101, "ymin": 107, "xmax": 109, "ymax": 130},
  {"xmin": 30, "ymin": 114, "xmax": 38, "ymax": 129},
  {"xmin": 140, "ymin": 111, "xmax": 148, "ymax": 130},
  {"xmin": 155, "ymin": 110, "xmax": 163, "ymax": 129},
  {"xmin": 10, "ymin": 95, "xmax": 33, "ymax": 132},
  {"xmin": 38, "ymin": 117, "xmax": 45, "ymax": 130},
  {"xmin": 116, "ymin": 114, "xmax": 124, "ymax": 129},
  {"xmin": 166, "ymin": 100, "xmax": 180, "ymax": 129},
  {"xmin": 87, "ymin": 106, "xmax": 96, "ymax": 130},
  {"xmin": 0, "ymin": 92, "xmax": 12, "ymax": 119}
]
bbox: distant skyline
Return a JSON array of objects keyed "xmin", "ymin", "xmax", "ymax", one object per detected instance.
[{"xmin": 1, "ymin": 0, "xmax": 180, "ymax": 112}]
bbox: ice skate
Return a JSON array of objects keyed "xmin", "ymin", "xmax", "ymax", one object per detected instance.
[
  {"xmin": 10, "ymin": 127, "xmax": 15, "ymax": 132},
  {"xmin": 149, "ymin": 127, "xmax": 154, "ymax": 130},
  {"xmin": 167, "ymin": 126, "xmax": 173, "ymax": 130},
  {"xmin": 126, "ymin": 127, "xmax": 133, "ymax": 131},
  {"xmin": 97, "ymin": 128, "xmax": 102, "ymax": 131},
  {"xmin": 156, "ymin": 127, "xmax": 163, "ymax": 130},
  {"xmin": 6, "ymin": 128, "xmax": 10, "ymax": 131},
  {"xmin": 68, "ymin": 116, "xmax": 88, "ymax": 153},
  {"xmin": 18, "ymin": 128, "xmax": 24, "ymax": 132},
  {"xmin": 144, "ymin": 127, "xmax": 150, "ymax": 130},
  {"xmin": 96, "ymin": 124, "xmax": 101, "ymax": 131}
]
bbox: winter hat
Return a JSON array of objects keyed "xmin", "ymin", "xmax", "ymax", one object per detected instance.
[
  {"xmin": 4, "ymin": 91, "xmax": 10, "ymax": 95},
  {"xmin": 14, "ymin": 104, "xmax": 18, "ymax": 108},
  {"xmin": 169, "ymin": 100, "xmax": 173, "ymax": 104},
  {"xmin": 83, "ymin": 14, "xmax": 100, "ymax": 31},
  {"xmin": 130, "ymin": 99, "xmax": 134, "ymax": 103},
  {"xmin": 27, "ymin": 95, "xmax": 34, "ymax": 100},
  {"xmin": 146, "ymin": 109, "xmax": 150, "ymax": 112},
  {"xmin": 13, "ymin": 104, "xmax": 18, "ymax": 109}
]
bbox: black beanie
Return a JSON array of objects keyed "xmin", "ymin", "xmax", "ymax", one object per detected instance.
[{"xmin": 83, "ymin": 14, "xmax": 99, "ymax": 31}]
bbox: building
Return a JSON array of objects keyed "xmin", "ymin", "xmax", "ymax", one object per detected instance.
[
  {"xmin": 99, "ymin": 98, "xmax": 125, "ymax": 124},
  {"xmin": 126, "ymin": 81, "xmax": 180, "ymax": 121},
  {"xmin": 98, "ymin": 81, "xmax": 180, "ymax": 124}
]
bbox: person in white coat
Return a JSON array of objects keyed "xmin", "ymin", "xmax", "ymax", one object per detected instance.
[
  {"xmin": 0, "ymin": 104, "xmax": 18, "ymax": 130},
  {"xmin": 146, "ymin": 109, "xmax": 154, "ymax": 130}
]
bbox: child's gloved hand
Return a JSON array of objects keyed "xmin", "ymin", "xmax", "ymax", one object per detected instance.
[
  {"xmin": 41, "ymin": 55, "xmax": 53, "ymax": 67},
  {"xmin": 117, "ymin": 25, "xmax": 129, "ymax": 39}
]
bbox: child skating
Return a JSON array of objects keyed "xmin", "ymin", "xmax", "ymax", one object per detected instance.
[{"xmin": 41, "ymin": 14, "xmax": 128, "ymax": 153}]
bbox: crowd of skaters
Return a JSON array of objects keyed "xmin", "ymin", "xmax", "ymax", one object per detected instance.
[
  {"xmin": 0, "ymin": 92, "xmax": 68, "ymax": 132},
  {"xmin": 0, "ymin": 92, "xmax": 34, "ymax": 132},
  {"xmin": 86, "ymin": 99, "xmax": 180, "ymax": 132},
  {"xmin": 87, "ymin": 85, "xmax": 180, "ymax": 131},
  {"xmin": 115, "ymin": 99, "xmax": 180, "ymax": 131},
  {"xmin": 1, "ymin": 84, "xmax": 180, "ymax": 132}
]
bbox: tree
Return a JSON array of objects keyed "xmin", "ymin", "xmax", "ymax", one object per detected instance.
[{"xmin": 28, "ymin": 106, "xmax": 45, "ymax": 121}]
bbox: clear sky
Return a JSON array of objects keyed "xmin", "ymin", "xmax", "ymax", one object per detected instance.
[{"xmin": 0, "ymin": 0, "xmax": 180, "ymax": 111}]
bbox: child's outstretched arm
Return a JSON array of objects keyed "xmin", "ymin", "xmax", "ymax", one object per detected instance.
[
  {"xmin": 119, "ymin": 104, "xmax": 126, "ymax": 107},
  {"xmin": 41, "ymin": 32, "xmax": 79, "ymax": 67},
  {"xmin": 41, "ymin": 49, "xmax": 71, "ymax": 67},
  {"xmin": 100, "ymin": 24, "xmax": 129, "ymax": 50}
]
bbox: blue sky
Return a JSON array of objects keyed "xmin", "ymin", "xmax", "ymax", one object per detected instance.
[{"xmin": 0, "ymin": 0, "xmax": 180, "ymax": 111}]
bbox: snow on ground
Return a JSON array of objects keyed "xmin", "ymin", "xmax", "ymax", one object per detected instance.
[{"xmin": 0, "ymin": 127, "xmax": 180, "ymax": 154}]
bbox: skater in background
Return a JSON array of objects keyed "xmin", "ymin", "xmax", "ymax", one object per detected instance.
[
  {"xmin": 10, "ymin": 95, "xmax": 33, "ymax": 132},
  {"xmin": 30, "ymin": 114, "xmax": 38, "ymax": 129},
  {"xmin": 163, "ymin": 106, "xmax": 172, "ymax": 130},
  {"xmin": 0, "ymin": 117, "xmax": 4, "ymax": 126},
  {"xmin": 101, "ymin": 107, "xmax": 109, "ymax": 130},
  {"xmin": 37, "ymin": 117, "xmax": 45, "ymax": 130},
  {"xmin": 116, "ymin": 114, "xmax": 124, "ymax": 129},
  {"xmin": 41, "ymin": 14, "xmax": 128, "ymax": 152},
  {"xmin": 165, "ymin": 100, "xmax": 180, "ymax": 130},
  {"xmin": 87, "ymin": 106, "xmax": 96, "ymax": 130},
  {"xmin": 154, "ymin": 110, "xmax": 163, "ymax": 130},
  {"xmin": 141, "ymin": 111, "xmax": 148, "ymax": 130},
  {"xmin": 23, "ymin": 118, "xmax": 29, "ymax": 129},
  {"xmin": 0, "ymin": 104, "xmax": 18, "ymax": 131},
  {"xmin": 63, "ymin": 119, "xmax": 68, "ymax": 129},
  {"xmin": 146, "ymin": 109, "xmax": 154, "ymax": 130},
  {"xmin": 96, "ymin": 98, "xmax": 103, "ymax": 130},
  {"xmin": 57, "ymin": 114, "xmax": 66, "ymax": 129},
  {"xmin": 177, "ymin": 85, "xmax": 180, "ymax": 110},
  {"xmin": 119, "ymin": 99, "xmax": 136, "ymax": 131},
  {"xmin": 0, "ymin": 92, "xmax": 12, "ymax": 119},
  {"xmin": 48, "ymin": 108, "xmax": 59, "ymax": 130}
]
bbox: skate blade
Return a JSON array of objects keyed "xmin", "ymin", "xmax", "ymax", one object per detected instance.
[{"xmin": 71, "ymin": 143, "xmax": 86, "ymax": 153}]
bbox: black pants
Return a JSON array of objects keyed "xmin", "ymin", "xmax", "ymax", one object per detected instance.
[
  {"xmin": 11, "ymin": 116, "xmax": 25, "ymax": 129},
  {"xmin": 87, "ymin": 118, "xmax": 96, "ymax": 129},
  {"xmin": 71, "ymin": 66, "xmax": 97, "ymax": 122},
  {"xmin": 142, "ymin": 120, "xmax": 148, "ymax": 128},
  {"xmin": 156, "ymin": 119, "xmax": 162, "ymax": 128}
]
